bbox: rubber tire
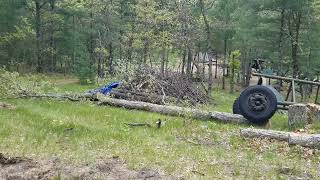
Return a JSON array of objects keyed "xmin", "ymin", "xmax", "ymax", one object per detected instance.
[
  {"xmin": 239, "ymin": 85, "xmax": 277, "ymax": 124},
  {"xmin": 233, "ymin": 98, "xmax": 241, "ymax": 115}
]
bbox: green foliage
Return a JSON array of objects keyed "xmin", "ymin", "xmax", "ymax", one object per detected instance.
[
  {"xmin": 0, "ymin": 69, "xmax": 54, "ymax": 98},
  {"xmin": 74, "ymin": 51, "xmax": 95, "ymax": 85},
  {"xmin": 0, "ymin": 0, "xmax": 320, "ymax": 79}
]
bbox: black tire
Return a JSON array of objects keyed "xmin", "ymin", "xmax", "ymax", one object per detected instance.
[
  {"xmin": 239, "ymin": 85, "xmax": 277, "ymax": 124},
  {"xmin": 233, "ymin": 98, "xmax": 241, "ymax": 115}
]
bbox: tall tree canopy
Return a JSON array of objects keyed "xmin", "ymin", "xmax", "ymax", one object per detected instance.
[{"xmin": 1, "ymin": 0, "xmax": 320, "ymax": 82}]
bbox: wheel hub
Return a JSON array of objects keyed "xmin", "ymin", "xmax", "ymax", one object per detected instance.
[{"xmin": 248, "ymin": 93, "xmax": 268, "ymax": 112}]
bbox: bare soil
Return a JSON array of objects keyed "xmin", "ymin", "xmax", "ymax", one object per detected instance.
[{"xmin": 0, "ymin": 154, "xmax": 167, "ymax": 180}]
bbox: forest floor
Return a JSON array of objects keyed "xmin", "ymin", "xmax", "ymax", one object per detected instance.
[{"xmin": 1, "ymin": 78, "xmax": 320, "ymax": 179}]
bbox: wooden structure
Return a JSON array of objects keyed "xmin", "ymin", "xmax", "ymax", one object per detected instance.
[{"xmin": 252, "ymin": 73, "xmax": 320, "ymax": 105}]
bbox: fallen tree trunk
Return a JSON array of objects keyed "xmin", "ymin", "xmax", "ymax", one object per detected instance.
[
  {"xmin": 110, "ymin": 90, "xmax": 175, "ymax": 105},
  {"xmin": 240, "ymin": 128, "xmax": 290, "ymax": 141},
  {"xmin": 18, "ymin": 93, "xmax": 249, "ymax": 124},
  {"xmin": 288, "ymin": 133, "xmax": 320, "ymax": 149},
  {"xmin": 97, "ymin": 95, "xmax": 249, "ymax": 124},
  {"xmin": 240, "ymin": 128, "xmax": 320, "ymax": 149}
]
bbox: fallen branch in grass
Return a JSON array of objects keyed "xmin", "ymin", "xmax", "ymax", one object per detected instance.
[
  {"xmin": 240, "ymin": 128, "xmax": 320, "ymax": 149},
  {"xmin": 125, "ymin": 123, "xmax": 152, "ymax": 127},
  {"xmin": 0, "ymin": 102, "xmax": 16, "ymax": 110},
  {"xmin": 19, "ymin": 94, "xmax": 81, "ymax": 102},
  {"xmin": 97, "ymin": 95, "xmax": 250, "ymax": 124}
]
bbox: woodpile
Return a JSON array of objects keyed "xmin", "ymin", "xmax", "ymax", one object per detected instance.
[
  {"xmin": 120, "ymin": 67, "xmax": 210, "ymax": 105},
  {"xmin": 240, "ymin": 128, "xmax": 320, "ymax": 149}
]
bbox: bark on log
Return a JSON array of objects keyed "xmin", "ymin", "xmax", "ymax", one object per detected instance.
[
  {"xmin": 288, "ymin": 104, "xmax": 310, "ymax": 130},
  {"xmin": 240, "ymin": 128, "xmax": 320, "ymax": 149},
  {"xmin": 110, "ymin": 90, "xmax": 176, "ymax": 105},
  {"xmin": 288, "ymin": 134, "xmax": 320, "ymax": 149},
  {"xmin": 97, "ymin": 95, "xmax": 249, "ymax": 124},
  {"xmin": 240, "ymin": 128, "xmax": 290, "ymax": 141},
  {"xmin": 306, "ymin": 103, "xmax": 320, "ymax": 123}
]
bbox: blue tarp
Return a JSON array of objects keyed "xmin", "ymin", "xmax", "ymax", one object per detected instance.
[{"xmin": 88, "ymin": 82, "xmax": 121, "ymax": 95}]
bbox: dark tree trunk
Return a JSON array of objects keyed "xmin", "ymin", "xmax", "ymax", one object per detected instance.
[
  {"xmin": 160, "ymin": 47, "xmax": 166, "ymax": 75},
  {"xmin": 108, "ymin": 43, "xmax": 114, "ymax": 75},
  {"xmin": 199, "ymin": 0, "xmax": 214, "ymax": 94},
  {"xmin": 278, "ymin": 8, "xmax": 285, "ymax": 75},
  {"xmin": 288, "ymin": 12, "xmax": 302, "ymax": 78},
  {"xmin": 35, "ymin": 0, "xmax": 42, "ymax": 73},
  {"xmin": 49, "ymin": 0, "xmax": 55, "ymax": 72},
  {"xmin": 181, "ymin": 48, "xmax": 187, "ymax": 74},
  {"xmin": 186, "ymin": 47, "xmax": 193, "ymax": 77}
]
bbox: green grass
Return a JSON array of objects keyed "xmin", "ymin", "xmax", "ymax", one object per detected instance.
[{"xmin": 1, "ymin": 80, "xmax": 320, "ymax": 178}]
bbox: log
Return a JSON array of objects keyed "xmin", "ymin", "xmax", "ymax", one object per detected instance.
[
  {"xmin": 110, "ymin": 90, "xmax": 175, "ymax": 105},
  {"xmin": 240, "ymin": 128, "xmax": 320, "ymax": 149},
  {"xmin": 240, "ymin": 128, "xmax": 290, "ymax": 141},
  {"xmin": 97, "ymin": 95, "xmax": 249, "ymax": 124},
  {"xmin": 288, "ymin": 134, "xmax": 320, "ymax": 149}
]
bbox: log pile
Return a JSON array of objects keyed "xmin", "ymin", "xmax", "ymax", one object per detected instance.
[
  {"xmin": 120, "ymin": 67, "xmax": 210, "ymax": 105},
  {"xmin": 240, "ymin": 128, "xmax": 320, "ymax": 149}
]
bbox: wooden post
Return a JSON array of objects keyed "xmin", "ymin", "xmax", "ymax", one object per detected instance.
[{"xmin": 292, "ymin": 80, "xmax": 296, "ymax": 102}]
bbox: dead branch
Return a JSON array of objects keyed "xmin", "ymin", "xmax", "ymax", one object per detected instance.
[
  {"xmin": 0, "ymin": 102, "xmax": 16, "ymax": 110},
  {"xmin": 125, "ymin": 123, "xmax": 152, "ymax": 127}
]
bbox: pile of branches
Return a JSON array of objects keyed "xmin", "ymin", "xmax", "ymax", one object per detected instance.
[
  {"xmin": 0, "ymin": 69, "xmax": 54, "ymax": 99},
  {"xmin": 119, "ymin": 67, "xmax": 210, "ymax": 105}
]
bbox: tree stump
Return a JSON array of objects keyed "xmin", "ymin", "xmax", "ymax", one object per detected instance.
[
  {"xmin": 288, "ymin": 104, "xmax": 310, "ymax": 130},
  {"xmin": 306, "ymin": 103, "xmax": 320, "ymax": 123}
]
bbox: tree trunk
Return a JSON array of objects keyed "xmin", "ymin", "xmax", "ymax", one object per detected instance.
[
  {"xmin": 288, "ymin": 12, "xmax": 302, "ymax": 77},
  {"xmin": 35, "ymin": 0, "xmax": 42, "ymax": 73},
  {"xmin": 181, "ymin": 48, "xmax": 187, "ymax": 75},
  {"xmin": 230, "ymin": 54, "xmax": 235, "ymax": 93},
  {"xmin": 208, "ymin": 53, "xmax": 213, "ymax": 94},
  {"xmin": 108, "ymin": 42, "xmax": 114, "ymax": 75},
  {"xmin": 49, "ymin": 0, "xmax": 55, "ymax": 72},
  {"xmin": 278, "ymin": 8, "xmax": 285, "ymax": 75},
  {"xmin": 241, "ymin": 128, "xmax": 320, "ymax": 149},
  {"xmin": 160, "ymin": 47, "xmax": 166, "ymax": 75},
  {"xmin": 186, "ymin": 47, "xmax": 193, "ymax": 77}
]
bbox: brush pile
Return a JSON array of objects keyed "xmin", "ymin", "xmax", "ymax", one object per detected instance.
[{"xmin": 117, "ymin": 67, "xmax": 210, "ymax": 105}]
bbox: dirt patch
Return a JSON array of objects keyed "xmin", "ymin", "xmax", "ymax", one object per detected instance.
[{"xmin": 0, "ymin": 154, "xmax": 167, "ymax": 180}]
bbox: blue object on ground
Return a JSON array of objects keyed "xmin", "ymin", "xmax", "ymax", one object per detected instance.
[{"xmin": 88, "ymin": 82, "xmax": 121, "ymax": 95}]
